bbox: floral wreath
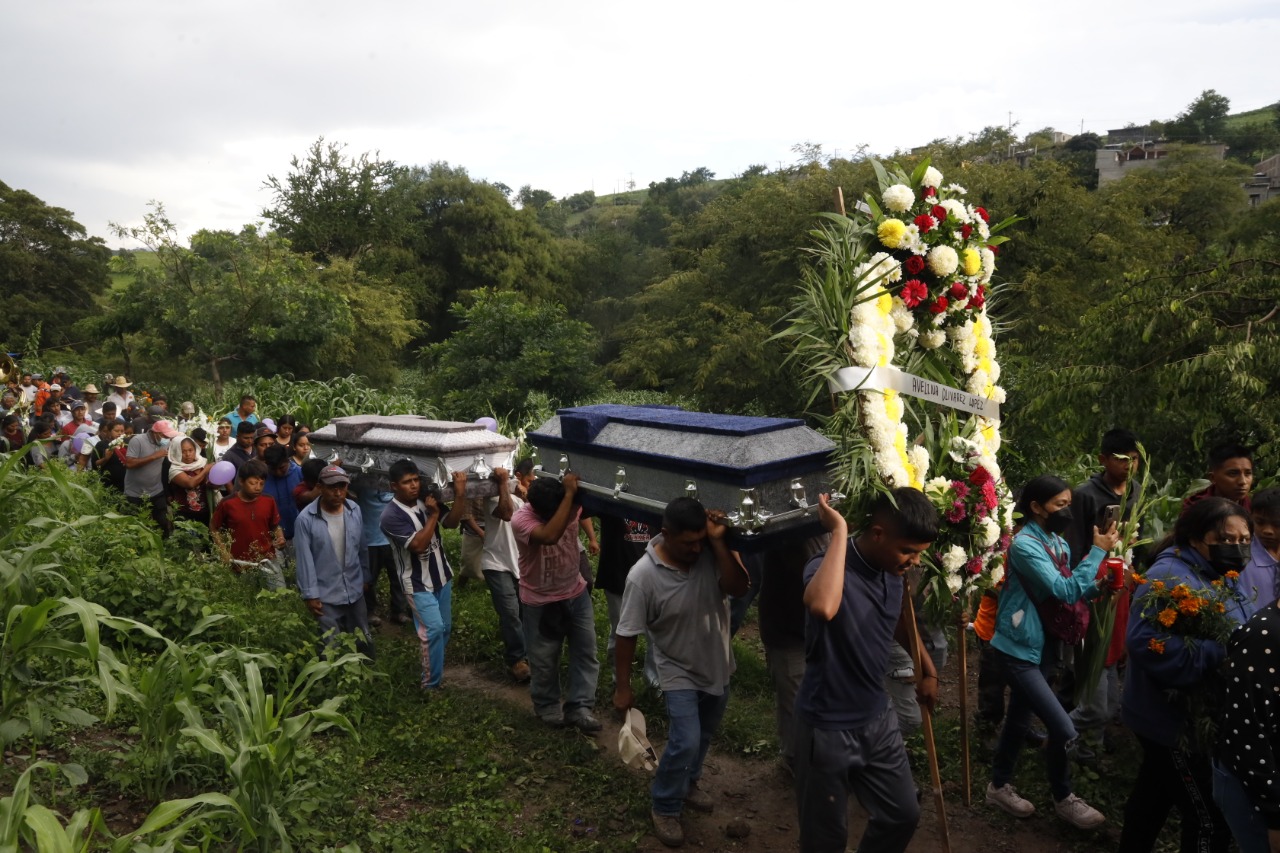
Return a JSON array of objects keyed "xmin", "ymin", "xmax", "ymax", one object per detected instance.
[{"xmin": 782, "ymin": 159, "xmax": 1019, "ymax": 614}]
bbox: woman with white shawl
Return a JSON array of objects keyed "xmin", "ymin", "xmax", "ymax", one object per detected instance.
[{"xmin": 167, "ymin": 436, "xmax": 213, "ymax": 526}]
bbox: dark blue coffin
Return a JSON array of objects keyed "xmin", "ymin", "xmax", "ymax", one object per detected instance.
[{"xmin": 527, "ymin": 405, "xmax": 840, "ymax": 545}]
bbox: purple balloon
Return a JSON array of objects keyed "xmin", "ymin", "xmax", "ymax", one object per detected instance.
[
  {"xmin": 72, "ymin": 434, "xmax": 86, "ymax": 454},
  {"xmin": 474, "ymin": 417, "xmax": 498, "ymax": 432},
  {"xmin": 208, "ymin": 460, "xmax": 237, "ymax": 486},
  {"xmin": 262, "ymin": 418, "xmax": 277, "ymax": 432}
]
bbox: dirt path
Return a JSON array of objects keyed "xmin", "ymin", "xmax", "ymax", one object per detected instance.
[{"xmin": 443, "ymin": 661, "xmax": 1108, "ymax": 852}]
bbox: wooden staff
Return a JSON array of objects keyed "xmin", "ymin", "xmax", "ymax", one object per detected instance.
[
  {"xmin": 957, "ymin": 604, "xmax": 971, "ymax": 807},
  {"xmin": 904, "ymin": 583, "xmax": 951, "ymax": 853},
  {"xmin": 835, "ymin": 186, "xmax": 846, "ymax": 217}
]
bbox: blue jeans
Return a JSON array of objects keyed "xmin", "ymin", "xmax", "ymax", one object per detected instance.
[
  {"xmin": 991, "ymin": 648, "xmax": 1076, "ymax": 801},
  {"xmin": 410, "ymin": 583, "xmax": 452, "ymax": 689},
  {"xmin": 483, "ymin": 570, "xmax": 526, "ymax": 665},
  {"xmin": 1213, "ymin": 760, "xmax": 1268, "ymax": 853},
  {"xmin": 652, "ymin": 688, "xmax": 730, "ymax": 816},
  {"xmin": 521, "ymin": 590, "xmax": 599, "ymax": 720}
]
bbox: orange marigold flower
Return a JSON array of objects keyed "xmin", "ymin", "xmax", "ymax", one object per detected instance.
[
  {"xmin": 1132, "ymin": 572, "xmax": 1148, "ymax": 585},
  {"xmin": 1148, "ymin": 638, "xmax": 1166, "ymax": 654},
  {"xmin": 1216, "ymin": 603, "xmax": 1226, "ymax": 613},
  {"xmin": 1226, "ymin": 570, "xmax": 1240, "ymax": 580},
  {"xmin": 1212, "ymin": 579, "xmax": 1224, "ymax": 588},
  {"xmin": 1178, "ymin": 597, "xmax": 1203, "ymax": 615},
  {"xmin": 1171, "ymin": 584, "xmax": 1191, "ymax": 600},
  {"xmin": 1151, "ymin": 580, "xmax": 1166, "ymax": 592},
  {"xmin": 1158, "ymin": 608, "xmax": 1178, "ymax": 627}
]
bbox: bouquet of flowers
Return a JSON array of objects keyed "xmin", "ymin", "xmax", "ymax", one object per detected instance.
[{"xmin": 779, "ymin": 158, "xmax": 1020, "ymax": 619}]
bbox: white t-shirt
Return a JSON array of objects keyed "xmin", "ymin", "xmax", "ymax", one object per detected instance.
[
  {"xmin": 481, "ymin": 494, "xmax": 523, "ymax": 577},
  {"xmin": 323, "ymin": 508, "xmax": 346, "ymax": 569},
  {"xmin": 107, "ymin": 391, "xmax": 134, "ymax": 412}
]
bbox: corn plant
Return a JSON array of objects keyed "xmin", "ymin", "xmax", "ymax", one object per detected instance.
[
  {"xmin": 122, "ymin": 614, "xmax": 245, "ymax": 800},
  {"xmin": 0, "ymin": 760, "xmax": 107, "ymax": 853},
  {"xmin": 177, "ymin": 654, "xmax": 361, "ymax": 853}
]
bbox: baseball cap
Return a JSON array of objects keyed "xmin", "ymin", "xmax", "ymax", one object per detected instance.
[
  {"xmin": 152, "ymin": 420, "xmax": 180, "ymax": 439},
  {"xmin": 318, "ymin": 465, "xmax": 350, "ymax": 486},
  {"xmin": 49, "ymin": 383, "xmax": 62, "ymax": 391}
]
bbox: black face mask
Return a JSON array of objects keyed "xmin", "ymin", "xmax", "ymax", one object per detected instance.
[
  {"xmin": 1207, "ymin": 543, "xmax": 1250, "ymax": 574},
  {"xmin": 1043, "ymin": 507, "xmax": 1073, "ymax": 535}
]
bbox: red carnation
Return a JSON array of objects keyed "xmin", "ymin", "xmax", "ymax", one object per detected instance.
[
  {"xmin": 923, "ymin": 187, "xmax": 937, "ymax": 198},
  {"xmin": 949, "ymin": 281, "xmax": 969, "ymax": 300},
  {"xmin": 901, "ymin": 279, "xmax": 928, "ymax": 308},
  {"xmin": 975, "ymin": 207, "xmax": 990, "ymax": 223},
  {"xmin": 914, "ymin": 214, "xmax": 936, "ymax": 234},
  {"xmin": 968, "ymin": 466, "xmax": 993, "ymax": 487},
  {"xmin": 931, "ymin": 204, "xmax": 948, "ymax": 222},
  {"xmin": 928, "ymin": 297, "xmax": 949, "ymax": 314},
  {"xmin": 960, "ymin": 224, "xmax": 973, "ymax": 241},
  {"xmin": 982, "ymin": 480, "xmax": 999, "ymax": 510},
  {"xmin": 970, "ymin": 285, "xmax": 986, "ymax": 310},
  {"xmin": 988, "ymin": 244, "xmax": 999, "ymax": 255},
  {"xmin": 966, "ymin": 556, "xmax": 985, "ymax": 576},
  {"xmin": 904, "ymin": 256, "xmax": 925, "ymax": 275}
]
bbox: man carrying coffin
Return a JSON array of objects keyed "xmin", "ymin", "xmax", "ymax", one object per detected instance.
[{"xmin": 613, "ymin": 496, "xmax": 750, "ymax": 848}]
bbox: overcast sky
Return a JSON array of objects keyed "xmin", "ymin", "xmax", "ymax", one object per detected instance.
[{"xmin": 4, "ymin": 0, "xmax": 1277, "ymax": 247}]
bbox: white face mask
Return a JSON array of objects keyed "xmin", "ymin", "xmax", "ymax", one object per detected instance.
[{"xmin": 158, "ymin": 437, "xmax": 171, "ymax": 448}]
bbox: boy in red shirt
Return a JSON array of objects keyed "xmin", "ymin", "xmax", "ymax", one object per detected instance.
[{"xmin": 211, "ymin": 459, "xmax": 285, "ymax": 587}]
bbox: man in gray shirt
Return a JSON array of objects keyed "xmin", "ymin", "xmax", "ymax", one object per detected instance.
[
  {"xmin": 123, "ymin": 418, "xmax": 180, "ymax": 536},
  {"xmin": 613, "ymin": 497, "xmax": 750, "ymax": 848}
]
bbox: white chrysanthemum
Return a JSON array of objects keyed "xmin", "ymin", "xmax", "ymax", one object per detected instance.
[
  {"xmin": 920, "ymin": 329, "xmax": 946, "ymax": 349},
  {"xmin": 927, "ymin": 245, "xmax": 959, "ymax": 276},
  {"xmin": 967, "ymin": 368, "xmax": 991, "ymax": 397},
  {"xmin": 946, "ymin": 573, "xmax": 964, "ymax": 594},
  {"xmin": 847, "ymin": 324, "xmax": 878, "ymax": 367},
  {"xmin": 993, "ymin": 386, "xmax": 1007, "ymax": 404},
  {"xmin": 882, "ymin": 184, "xmax": 915, "ymax": 213},
  {"xmin": 922, "ymin": 166, "xmax": 944, "ymax": 188},
  {"xmin": 890, "ymin": 297, "xmax": 915, "ymax": 334},
  {"xmin": 978, "ymin": 517, "xmax": 1001, "ymax": 548},
  {"xmin": 942, "ymin": 545, "xmax": 967, "ymax": 573},
  {"xmin": 865, "ymin": 252, "xmax": 902, "ymax": 285},
  {"xmin": 908, "ymin": 445, "xmax": 929, "ymax": 482},
  {"xmin": 981, "ymin": 247, "xmax": 996, "ymax": 283},
  {"xmin": 925, "ymin": 476, "xmax": 950, "ymax": 496},
  {"xmin": 944, "ymin": 183, "xmax": 967, "ymax": 195},
  {"xmin": 939, "ymin": 199, "xmax": 970, "ymax": 224},
  {"xmin": 990, "ymin": 563, "xmax": 1005, "ymax": 585},
  {"xmin": 900, "ymin": 223, "xmax": 926, "ymax": 256},
  {"xmin": 977, "ymin": 219, "xmax": 991, "ymax": 241}
]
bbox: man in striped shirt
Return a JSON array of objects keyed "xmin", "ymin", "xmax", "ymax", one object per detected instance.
[{"xmin": 381, "ymin": 459, "xmax": 467, "ymax": 689}]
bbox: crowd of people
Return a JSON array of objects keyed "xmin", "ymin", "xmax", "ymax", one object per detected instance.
[{"xmin": 4, "ymin": 370, "xmax": 1279, "ymax": 853}]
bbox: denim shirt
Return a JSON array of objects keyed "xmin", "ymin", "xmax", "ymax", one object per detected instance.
[
  {"xmin": 294, "ymin": 498, "xmax": 370, "ymax": 605},
  {"xmin": 1237, "ymin": 538, "xmax": 1280, "ymax": 620}
]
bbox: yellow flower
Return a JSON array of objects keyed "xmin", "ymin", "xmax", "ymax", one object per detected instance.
[
  {"xmin": 1158, "ymin": 608, "xmax": 1178, "ymax": 627},
  {"xmin": 975, "ymin": 336, "xmax": 992, "ymax": 358},
  {"xmin": 962, "ymin": 248, "xmax": 982, "ymax": 276},
  {"xmin": 877, "ymin": 291, "xmax": 893, "ymax": 316},
  {"xmin": 878, "ymin": 219, "xmax": 907, "ymax": 249},
  {"xmin": 883, "ymin": 389, "xmax": 904, "ymax": 421}
]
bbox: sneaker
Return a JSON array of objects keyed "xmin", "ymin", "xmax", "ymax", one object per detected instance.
[
  {"xmin": 651, "ymin": 810, "xmax": 684, "ymax": 847},
  {"xmin": 510, "ymin": 660, "xmax": 531, "ymax": 683},
  {"xmin": 986, "ymin": 782, "xmax": 1035, "ymax": 818},
  {"xmin": 566, "ymin": 709, "xmax": 603, "ymax": 734},
  {"xmin": 539, "ymin": 712, "xmax": 565, "ymax": 728},
  {"xmin": 684, "ymin": 781, "xmax": 714, "ymax": 813},
  {"xmin": 1055, "ymin": 793, "xmax": 1105, "ymax": 829},
  {"xmin": 1068, "ymin": 741, "xmax": 1097, "ymax": 765}
]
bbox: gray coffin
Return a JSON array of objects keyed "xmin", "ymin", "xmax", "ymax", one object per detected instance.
[
  {"xmin": 527, "ymin": 405, "xmax": 839, "ymax": 544},
  {"xmin": 307, "ymin": 415, "xmax": 517, "ymax": 499}
]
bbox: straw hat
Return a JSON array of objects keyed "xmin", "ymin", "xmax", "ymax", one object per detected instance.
[
  {"xmin": 110, "ymin": 376, "xmax": 132, "ymax": 389},
  {"xmin": 82, "ymin": 384, "xmax": 99, "ymax": 394}
]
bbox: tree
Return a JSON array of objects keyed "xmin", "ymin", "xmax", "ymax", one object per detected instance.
[
  {"xmin": 421, "ymin": 289, "xmax": 602, "ymax": 420},
  {"xmin": 262, "ymin": 138, "xmax": 403, "ymax": 262},
  {"xmin": 0, "ymin": 180, "xmax": 111, "ymax": 351},
  {"xmin": 1166, "ymin": 89, "xmax": 1232, "ymax": 143},
  {"xmin": 103, "ymin": 205, "xmax": 353, "ymax": 394}
]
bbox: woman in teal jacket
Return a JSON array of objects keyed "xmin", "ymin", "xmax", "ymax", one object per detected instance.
[{"xmin": 985, "ymin": 475, "xmax": 1118, "ymax": 829}]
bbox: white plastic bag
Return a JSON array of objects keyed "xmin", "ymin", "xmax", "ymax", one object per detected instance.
[{"xmin": 618, "ymin": 707, "xmax": 658, "ymax": 772}]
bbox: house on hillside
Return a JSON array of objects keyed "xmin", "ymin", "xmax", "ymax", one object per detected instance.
[
  {"xmin": 1246, "ymin": 153, "xmax": 1280, "ymax": 206},
  {"xmin": 1095, "ymin": 141, "xmax": 1228, "ymax": 185},
  {"xmin": 1105, "ymin": 126, "xmax": 1156, "ymax": 146}
]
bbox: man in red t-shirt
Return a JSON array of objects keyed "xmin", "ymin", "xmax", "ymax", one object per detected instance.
[{"xmin": 212, "ymin": 459, "xmax": 284, "ymax": 586}]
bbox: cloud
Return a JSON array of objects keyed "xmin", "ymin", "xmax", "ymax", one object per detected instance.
[{"xmin": 3, "ymin": 0, "xmax": 1277, "ymax": 244}]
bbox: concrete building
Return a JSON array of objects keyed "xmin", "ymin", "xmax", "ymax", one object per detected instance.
[
  {"xmin": 1096, "ymin": 141, "xmax": 1228, "ymax": 186},
  {"xmin": 1246, "ymin": 153, "xmax": 1280, "ymax": 206}
]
